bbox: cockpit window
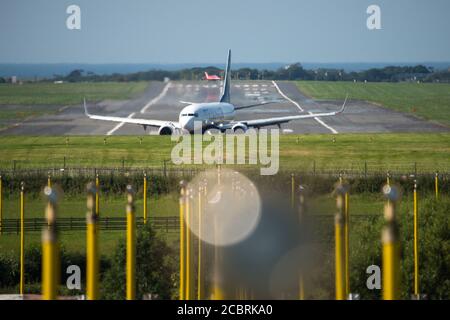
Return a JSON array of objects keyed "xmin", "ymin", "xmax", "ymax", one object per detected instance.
[{"xmin": 182, "ymin": 113, "xmax": 198, "ymax": 117}]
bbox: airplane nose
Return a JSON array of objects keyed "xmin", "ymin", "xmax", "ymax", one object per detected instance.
[{"xmin": 181, "ymin": 117, "xmax": 195, "ymax": 131}]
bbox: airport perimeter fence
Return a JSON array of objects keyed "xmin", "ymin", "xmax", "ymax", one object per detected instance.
[
  {"xmin": 0, "ymin": 214, "xmax": 371, "ymax": 243},
  {"xmin": 1, "ymin": 216, "xmax": 179, "ymax": 234},
  {"xmin": 1, "ymin": 160, "xmax": 449, "ymax": 178},
  {"xmin": 0, "ymin": 164, "xmax": 448, "ymax": 197}
]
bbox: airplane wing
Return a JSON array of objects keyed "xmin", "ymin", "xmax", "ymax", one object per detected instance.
[
  {"xmin": 234, "ymin": 100, "xmax": 285, "ymax": 110},
  {"xmin": 228, "ymin": 95, "xmax": 348, "ymax": 129},
  {"xmin": 83, "ymin": 99, "xmax": 180, "ymax": 130}
]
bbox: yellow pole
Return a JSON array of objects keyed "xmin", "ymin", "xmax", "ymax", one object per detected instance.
[
  {"xmin": 20, "ymin": 182, "xmax": 25, "ymax": 295},
  {"xmin": 179, "ymin": 181, "xmax": 186, "ymax": 300},
  {"xmin": 47, "ymin": 173, "xmax": 51, "ymax": 188},
  {"xmin": 185, "ymin": 188, "xmax": 192, "ymax": 300},
  {"xmin": 382, "ymin": 185, "xmax": 401, "ymax": 300},
  {"xmin": 42, "ymin": 187, "xmax": 59, "ymax": 300},
  {"xmin": 339, "ymin": 173, "xmax": 350, "ymax": 297},
  {"xmin": 344, "ymin": 191, "xmax": 350, "ymax": 297},
  {"xmin": 387, "ymin": 171, "xmax": 390, "ymax": 186},
  {"xmin": 435, "ymin": 172, "xmax": 439, "ymax": 200},
  {"xmin": 298, "ymin": 184, "xmax": 305, "ymax": 300},
  {"xmin": 413, "ymin": 180, "xmax": 419, "ymax": 298},
  {"xmin": 197, "ymin": 185, "xmax": 203, "ymax": 300},
  {"xmin": 126, "ymin": 185, "xmax": 136, "ymax": 300},
  {"xmin": 95, "ymin": 174, "xmax": 100, "ymax": 217},
  {"xmin": 143, "ymin": 173, "xmax": 148, "ymax": 225},
  {"xmin": 0, "ymin": 175, "xmax": 3, "ymax": 236},
  {"xmin": 86, "ymin": 183, "xmax": 99, "ymax": 300},
  {"xmin": 212, "ymin": 184, "xmax": 224, "ymax": 300},
  {"xmin": 291, "ymin": 173, "xmax": 295, "ymax": 209},
  {"xmin": 334, "ymin": 185, "xmax": 346, "ymax": 300}
]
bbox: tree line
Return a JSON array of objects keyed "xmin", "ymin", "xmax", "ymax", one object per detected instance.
[{"xmin": 1, "ymin": 63, "xmax": 449, "ymax": 84}]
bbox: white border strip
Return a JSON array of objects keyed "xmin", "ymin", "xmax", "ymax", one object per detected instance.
[
  {"xmin": 140, "ymin": 82, "xmax": 171, "ymax": 114},
  {"xmin": 272, "ymin": 81, "xmax": 304, "ymax": 112},
  {"xmin": 106, "ymin": 112, "xmax": 136, "ymax": 136},
  {"xmin": 272, "ymin": 81, "xmax": 338, "ymax": 134}
]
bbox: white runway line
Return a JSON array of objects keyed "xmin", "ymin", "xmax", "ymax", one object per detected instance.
[
  {"xmin": 106, "ymin": 112, "xmax": 136, "ymax": 136},
  {"xmin": 140, "ymin": 82, "xmax": 171, "ymax": 114},
  {"xmin": 272, "ymin": 81, "xmax": 339, "ymax": 134}
]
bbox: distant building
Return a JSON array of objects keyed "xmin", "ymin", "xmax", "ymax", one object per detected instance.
[
  {"xmin": 54, "ymin": 80, "xmax": 64, "ymax": 84},
  {"xmin": 11, "ymin": 76, "xmax": 17, "ymax": 84}
]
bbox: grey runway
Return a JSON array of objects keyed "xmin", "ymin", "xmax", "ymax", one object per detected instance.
[{"xmin": 1, "ymin": 80, "xmax": 448, "ymax": 135}]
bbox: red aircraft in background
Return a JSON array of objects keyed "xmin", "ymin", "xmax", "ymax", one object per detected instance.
[{"xmin": 204, "ymin": 72, "xmax": 221, "ymax": 81}]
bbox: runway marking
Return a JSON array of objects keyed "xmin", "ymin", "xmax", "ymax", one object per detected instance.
[
  {"xmin": 272, "ymin": 81, "xmax": 304, "ymax": 112},
  {"xmin": 272, "ymin": 81, "xmax": 339, "ymax": 134},
  {"xmin": 106, "ymin": 112, "xmax": 136, "ymax": 136},
  {"xmin": 235, "ymin": 85, "xmax": 241, "ymax": 88},
  {"xmin": 140, "ymin": 82, "xmax": 172, "ymax": 114},
  {"xmin": 186, "ymin": 84, "xmax": 192, "ymax": 88}
]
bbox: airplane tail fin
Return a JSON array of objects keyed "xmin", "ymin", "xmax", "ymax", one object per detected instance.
[
  {"xmin": 219, "ymin": 49, "xmax": 231, "ymax": 103},
  {"xmin": 204, "ymin": 72, "xmax": 209, "ymax": 79}
]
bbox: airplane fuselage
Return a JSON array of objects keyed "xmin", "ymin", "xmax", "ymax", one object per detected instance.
[{"xmin": 179, "ymin": 102, "xmax": 235, "ymax": 133}]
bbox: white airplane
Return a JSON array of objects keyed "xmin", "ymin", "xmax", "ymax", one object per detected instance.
[{"xmin": 84, "ymin": 50, "xmax": 347, "ymax": 135}]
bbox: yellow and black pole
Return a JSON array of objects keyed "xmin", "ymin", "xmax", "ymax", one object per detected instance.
[
  {"xmin": 197, "ymin": 184, "xmax": 203, "ymax": 300},
  {"xmin": 334, "ymin": 183, "xmax": 346, "ymax": 300},
  {"xmin": 42, "ymin": 186, "xmax": 59, "ymax": 300},
  {"xmin": 20, "ymin": 181, "xmax": 25, "ymax": 295},
  {"xmin": 387, "ymin": 171, "xmax": 391, "ymax": 186},
  {"xmin": 86, "ymin": 183, "xmax": 99, "ymax": 300},
  {"xmin": 126, "ymin": 185, "xmax": 136, "ymax": 300},
  {"xmin": 413, "ymin": 180, "xmax": 419, "ymax": 298},
  {"xmin": 143, "ymin": 172, "xmax": 148, "ymax": 225},
  {"xmin": 0, "ymin": 175, "xmax": 3, "ymax": 236},
  {"xmin": 179, "ymin": 181, "xmax": 186, "ymax": 300},
  {"xmin": 382, "ymin": 184, "xmax": 401, "ymax": 300},
  {"xmin": 95, "ymin": 174, "xmax": 100, "ymax": 217},
  {"xmin": 435, "ymin": 172, "xmax": 439, "ymax": 201}
]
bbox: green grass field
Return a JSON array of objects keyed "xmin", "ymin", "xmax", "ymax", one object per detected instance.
[
  {"xmin": 0, "ymin": 82, "xmax": 149, "ymax": 129},
  {"xmin": 0, "ymin": 82, "xmax": 149, "ymax": 105},
  {"xmin": 296, "ymin": 81, "xmax": 450, "ymax": 127},
  {"xmin": 0, "ymin": 133, "xmax": 449, "ymax": 173}
]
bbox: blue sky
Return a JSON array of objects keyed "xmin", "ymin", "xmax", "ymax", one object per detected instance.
[{"xmin": 0, "ymin": 0, "xmax": 449, "ymax": 63}]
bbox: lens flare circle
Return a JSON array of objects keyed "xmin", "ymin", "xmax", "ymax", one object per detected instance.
[{"xmin": 185, "ymin": 169, "xmax": 261, "ymax": 246}]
